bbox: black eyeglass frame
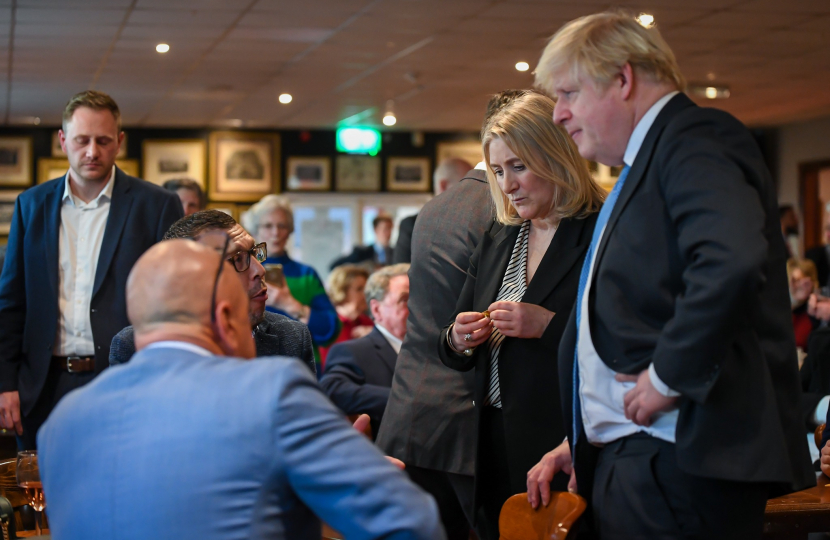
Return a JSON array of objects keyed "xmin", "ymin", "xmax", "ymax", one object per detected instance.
[{"xmin": 226, "ymin": 242, "xmax": 267, "ymax": 273}]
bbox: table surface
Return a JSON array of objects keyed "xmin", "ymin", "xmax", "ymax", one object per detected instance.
[{"xmin": 764, "ymin": 474, "xmax": 830, "ymax": 537}]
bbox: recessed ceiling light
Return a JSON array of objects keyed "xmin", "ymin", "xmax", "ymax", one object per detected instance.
[
  {"xmin": 636, "ymin": 13, "xmax": 655, "ymax": 28},
  {"xmin": 515, "ymin": 61, "xmax": 530, "ymax": 72},
  {"xmin": 382, "ymin": 113, "xmax": 397, "ymax": 126},
  {"xmin": 156, "ymin": 43, "xmax": 170, "ymax": 53},
  {"xmin": 278, "ymin": 93, "xmax": 292, "ymax": 104},
  {"xmin": 689, "ymin": 84, "xmax": 731, "ymax": 100}
]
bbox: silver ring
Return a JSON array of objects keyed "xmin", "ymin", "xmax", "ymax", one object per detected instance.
[
  {"xmin": 463, "ymin": 348, "xmax": 474, "ymax": 357},
  {"xmin": 464, "ymin": 333, "xmax": 472, "ymax": 342}
]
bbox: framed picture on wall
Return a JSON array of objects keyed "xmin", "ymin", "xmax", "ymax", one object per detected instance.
[
  {"xmin": 386, "ymin": 157, "xmax": 431, "ymax": 192},
  {"xmin": 37, "ymin": 158, "xmax": 139, "ymax": 184},
  {"xmin": 0, "ymin": 190, "xmax": 23, "ymax": 234},
  {"xmin": 206, "ymin": 202, "xmax": 238, "ymax": 221},
  {"xmin": 209, "ymin": 131, "xmax": 280, "ymax": 202},
  {"xmin": 436, "ymin": 139, "xmax": 482, "ymax": 170},
  {"xmin": 51, "ymin": 131, "xmax": 127, "ymax": 158},
  {"xmin": 0, "ymin": 137, "xmax": 32, "ymax": 187},
  {"xmin": 335, "ymin": 155, "xmax": 381, "ymax": 192},
  {"xmin": 287, "ymin": 156, "xmax": 331, "ymax": 192},
  {"xmin": 142, "ymin": 139, "xmax": 207, "ymax": 187}
]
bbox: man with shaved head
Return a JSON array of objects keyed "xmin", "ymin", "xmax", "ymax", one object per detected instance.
[
  {"xmin": 109, "ymin": 209, "xmax": 315, "ymax": 374},
  {"xmin": 37, "ymin": 239, "xmax": 445, "ymax": 540}
]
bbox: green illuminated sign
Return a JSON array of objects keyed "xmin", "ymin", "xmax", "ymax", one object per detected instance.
[{"xmin": 336, "ymin": 127, "xmax": 382, "ymax": 156}]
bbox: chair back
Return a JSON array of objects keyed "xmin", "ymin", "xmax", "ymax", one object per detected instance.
[{"xmin": 499, "ymin": 492, "xmax": 586, "ymax": 540}]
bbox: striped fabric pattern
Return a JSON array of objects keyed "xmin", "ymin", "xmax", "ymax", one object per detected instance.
[{"xmin": 484, "ymin": 220, "xmax": 531, "ymax": 408}]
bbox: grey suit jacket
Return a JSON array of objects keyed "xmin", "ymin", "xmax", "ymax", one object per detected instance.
[
  {"xmin": 109, "ymin": 311, "xmax": 316, "ymax": 375},
  {"xmin": 376, "ymin": 170, "xmax": 492, "ymax": 475}
]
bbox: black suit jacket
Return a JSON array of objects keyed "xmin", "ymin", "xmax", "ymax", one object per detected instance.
[
  {"xmin": 439, "ymin": 214, "xmax": 597, "ymax": 505},
  {"xmin": 392, "ymin": 214, "xmax": 417, "ymax": 264},
  {"xmin": 330, "ymin": 244, "xmax": 393, "ymax": 270},
  {"xmin": 806, "ymin": 245, "xmax": 830, "ymax": 288},
  {"xmin": 557, "ymin": 93, "xmax": 814, "ymax": 501},
  {"xmin": 319, "ymin": 327, "xmax": 397, "ymax": 436},
  {"xmin": 0, "ymin": 168, "xmax": 183, "ymax": 414},
  {"xmin": 109, "ymin": 311, "xmax": 317, "ymax": 375}
]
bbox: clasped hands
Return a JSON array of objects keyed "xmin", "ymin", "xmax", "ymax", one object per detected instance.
[{"xmin": 450, "ymin": 301, "xmax": 554, "ymax": 352}]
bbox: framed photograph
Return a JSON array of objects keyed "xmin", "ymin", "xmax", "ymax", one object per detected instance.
[
  {"xmin": 436, "ymin": 139, "xmax": 482, "ymax": 170},
  {"xmin": 386, "ymin": 157, "xmax": 431, "ymax": 192},
  {"xmin": 335, "ymin": 155, "xmax": 381, "ymax": 192},
  {"xmin": 142, "ymin": 139, "xmax": 206, "ymax": 187},
  {"xmin": 52, "ymin": 131, "xmax": 127, "ymax": 158},
  {"xmin": 209, "ymin": 131, "xmax": 280, "ymax": 202},
  {"xmin": 0, "ymin": 137, "xmax": 32, "ymax": 187},
  {"xmin": 0, "ymin": 191, "xmax": 23, "ymax": 235},
  {"xmin": 287, "ymin": 156, "xmax": 331, "ymax": 192},
  {"xmin": 206, "ymin": 202, "xmax": 238, "ymax": 221},
  {"xmin": 37, "ymin": 158, "xmax": 139, "ymax": 184}
]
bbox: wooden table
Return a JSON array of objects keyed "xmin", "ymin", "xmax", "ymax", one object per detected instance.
[{"xmin": 765, "ymin": 474, "xmax": 830, "ymax": 539}]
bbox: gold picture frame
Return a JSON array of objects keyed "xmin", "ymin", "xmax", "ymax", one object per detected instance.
[
  {"xmin": 287, "ymin": 156, "xmax": 331, "ymax": 192},
  {"xmin": 142, "ymin": 139, "xmax": 207, "ymax": 188},
  {"xmin": 209, "ymin": 131, "xmax": 280, "ymax": 202},
  {"xmin": 0, "ymin": 190, "xmax": 23, "ymax": 235},
  {"xmin": 0, "ymin": 137, "xmax": 33, "ymax": 187},
  {"xmin": 386, "ymin": 157, "xmax": 431, "ymax": 192}
]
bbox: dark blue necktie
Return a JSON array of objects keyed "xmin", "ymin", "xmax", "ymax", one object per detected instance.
[{"xmin": 572, "ymin": 165, "xmax": 631, "ymax": 445}]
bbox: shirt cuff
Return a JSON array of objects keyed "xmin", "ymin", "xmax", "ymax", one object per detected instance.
[
  {"xmin": 648, "ymin": 363, "xmax": 681, "ymax": 398},
  {"xmin": 815, "ymin": 396, "xmax": 830, "ymax": 426}
]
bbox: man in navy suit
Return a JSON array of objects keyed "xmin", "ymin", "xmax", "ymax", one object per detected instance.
[
  {"xmin": 0, "ymin": 90, "xmax": 182, "ymax": 448},
  {"xmin": 320, "ymin": 263, "xmax": 409, "ymax": 436},
  {"xmin": 38, "ymin": 240, "xmax": 443, "ymax": 540}
]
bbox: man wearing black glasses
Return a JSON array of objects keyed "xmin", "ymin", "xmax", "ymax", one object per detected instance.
[{"xmin": 109, "ymin": 210, "xmax": 315, "ymax": 374}]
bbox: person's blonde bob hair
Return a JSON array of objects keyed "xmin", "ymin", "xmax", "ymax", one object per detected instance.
[
  {"xmin": 482, "ymin": 92, "xmax": 604, "ymax": 226},
  {"xmin": 534, "ymin": 10, "xmax": 685, "ymax": 95},
  {"xmin": 327, "ymin": 264, "xmax": 370, "ymax": 306}
]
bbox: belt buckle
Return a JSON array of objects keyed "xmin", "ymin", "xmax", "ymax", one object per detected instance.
[{"xmin": 65, "ymin": 356, "xmax": 83, "ymax": 373}]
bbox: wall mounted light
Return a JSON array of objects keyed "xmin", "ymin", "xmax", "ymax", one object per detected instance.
[{"xmin": 156, "ymin": 43, "xmax": 170, "ymax": 53}]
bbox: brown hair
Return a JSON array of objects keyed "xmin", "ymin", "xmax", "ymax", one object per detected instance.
[
  {"xmin": 62, "ymin": 90, "xmax": 122, "ymax": 133},
  {"xmin": 787, "ymin": 258, "xmax": 819, "ymax": 290},
  {"xmin": 327, "ymin": 265, "xmax": 371, "ymax": 306},
  {"xmin": 535, "ymin": 10, "xmax": 685, "ymax": 94},
  {"xmin": 482, "ymin": 92, "xmax": 604, "ymax": 225}
]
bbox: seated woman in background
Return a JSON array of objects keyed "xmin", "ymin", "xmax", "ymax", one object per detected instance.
[
  {"xmin": 789, "ymin": 257, "xmax": 820, "ymax": 353},
  {"xmin": 439, "ymin": 92, "xmax": 604, "ymax": 540},
  {"xmin": 320, "ymin": 264, "xmax": 374, "ymax": 371},
  {"xmin": 242, "ymin": 195, "xmax": 340, "ymax": 374}
]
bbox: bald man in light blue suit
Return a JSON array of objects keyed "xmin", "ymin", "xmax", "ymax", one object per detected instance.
[{"xmin": 38, "ymin": 239, "xmax": 444, "ymax": 540}]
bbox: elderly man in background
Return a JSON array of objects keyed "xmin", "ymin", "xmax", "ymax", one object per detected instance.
[
  {"xmin": 109, "ymin": 210, "xmax": 315, "ymax": 374},
  {"xmin": 320, "ymin": 263, "xmax": 409, "ymax": 437},
  {"xmin": 0, "ymin": 90, "xmax": 182, "ymax": 448},
  {"xmin": 38, "ymin": 240, "xmax": 445, "ymax": 540},
  {"xmin": 393, "ymin": 158, "xmax": 472, "ymax": 265},
  {"xmin": 526, "ymin": 11, "xmax": 812, "ymax": 539},
  {"xmin": 377, "ymin": 91, "xmax": 527, "ymax": 540},
  {"xmin": 162, "ymin": 177, "xmax": 205, "ymax": 217}
]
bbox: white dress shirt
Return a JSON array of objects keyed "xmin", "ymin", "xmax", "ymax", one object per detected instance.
[
  {"xmin": 375, "ymin": 324, "xmax": 402, "ymax": 354},
  {"xmin": 144, "ymin": 341, "xmax": 213, "ymax": 357},
  {"xmin": 53, "ymin": 167, "xmax": 115, "ymax": 356},
  {"xmin": 577, "ymin": 91, "xmax": 680, "ymax": 445}
]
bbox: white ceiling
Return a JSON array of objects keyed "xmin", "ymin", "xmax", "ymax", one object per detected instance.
[{"xmin": 0, "ymin": 0, "xmax": 828, "ymax": 131}]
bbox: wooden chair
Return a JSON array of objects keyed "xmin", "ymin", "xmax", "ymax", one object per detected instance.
[
  {"xmin": 815, "ymin": 423, "xmax": 825, "ymax": 449},
  {"xmin": 499, "ymin": 492, "xmax": 586, "ymax": 540}
]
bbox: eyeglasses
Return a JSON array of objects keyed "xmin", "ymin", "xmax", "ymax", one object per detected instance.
[{"xmin": 226, "ymin": 242, "xmax": 267, "ymax": 273}]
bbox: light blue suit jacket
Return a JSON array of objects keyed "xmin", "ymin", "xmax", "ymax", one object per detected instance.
[{"xmin": 38, "ymin": 346, "xmax": 445, "ymax": 540}]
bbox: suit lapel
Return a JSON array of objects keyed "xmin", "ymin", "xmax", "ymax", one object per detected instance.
[
  {"xmin": 522, "ymin": 216, "xmax": 592, "ymax": 305},
  {"xmin": 44, "ymin": 179, "xmax": 65, "ymax": 299},
  {"xmin": 593, "ymin": 94, "xmax": 695, "ymax": 273},
  {"xmin": 474, "ymin": 224, "xmax": 520, "ymax": 312},
  {"xmin": 370, "ymin": 328, "xmax": 397, "ymax": 378},
  {"xmin": 93, "ymin": 168, "xmax": 133, "ymax": 298}
]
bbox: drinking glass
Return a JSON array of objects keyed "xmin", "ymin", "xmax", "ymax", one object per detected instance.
[{"xmin": 16, "ymin": 450, "xmax": 44, "ymax": 535}]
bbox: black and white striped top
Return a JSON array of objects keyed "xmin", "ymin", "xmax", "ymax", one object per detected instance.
[{"xmin": 484, "ymin": 220, "xmax": 531, "ymax": 408}]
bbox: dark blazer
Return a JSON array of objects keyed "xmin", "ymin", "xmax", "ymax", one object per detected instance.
[
  {"xmin": 376, "ymin": 170, "xmax": 491, "ymax": 476},
  {"xmin": 557, "ymin": 93, "xmax": 814, "ymax": 503},
  {"xmin": 802, "ymin": 327, "xmax": 830, "ymax": 432},
  {"xmin": 806, "ymin": 245, "xmax": 830, "ymax": 288},
  {"xmin": 439, "ymin": 213, "xmax": 598, "ymax": 505},
  {"xmin": 392, "ymin": 214, "xmax": 417, "ymax": 264},
  {"xmin": 109, "ymin": 311, "xmax": 317, "ymax": 375},
  {"xmin": 0, "ymin": 168, "xmax": 183, "ymax": 414},
  {"xmin": 319, "ymin": 327, "xmax": 396, "ymax": 436},
  {"xmin": 329, "ymin": 244, "xmax": 393, "ymax": 270}
]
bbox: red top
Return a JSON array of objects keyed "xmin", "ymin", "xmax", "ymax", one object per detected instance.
[{"xmin": 319, "ymin": 313, "xmax": 375, "ymax": 371}]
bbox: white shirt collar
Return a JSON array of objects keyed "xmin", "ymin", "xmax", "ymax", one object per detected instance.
[
  {"xmin": 375, "ymin": 324, "xmax": 402, "ymax": 354},
  {"xmin": 62, "ymin": 165, "xmax": 116, "ymax": 208},
  {"xmin": 143, "ymin": 341, "xmax": 214, "ymax": 357},
  {"xmin": 623, "ymin": 91, "xmax": 679, "ymax": 167}
]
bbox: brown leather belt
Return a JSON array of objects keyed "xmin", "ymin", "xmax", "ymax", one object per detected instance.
[{"xmin": 51, "ymin": 356, "xmax": 95, "ymax": 373}]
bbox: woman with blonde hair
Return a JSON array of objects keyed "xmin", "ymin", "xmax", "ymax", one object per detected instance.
[
  {"xmin": 439, "ymin": 91, "xmax": 604, "ymax": 539},
  {"xmin": 320, "ymin": 264, "xmax": 374, "ymax": 370}
]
